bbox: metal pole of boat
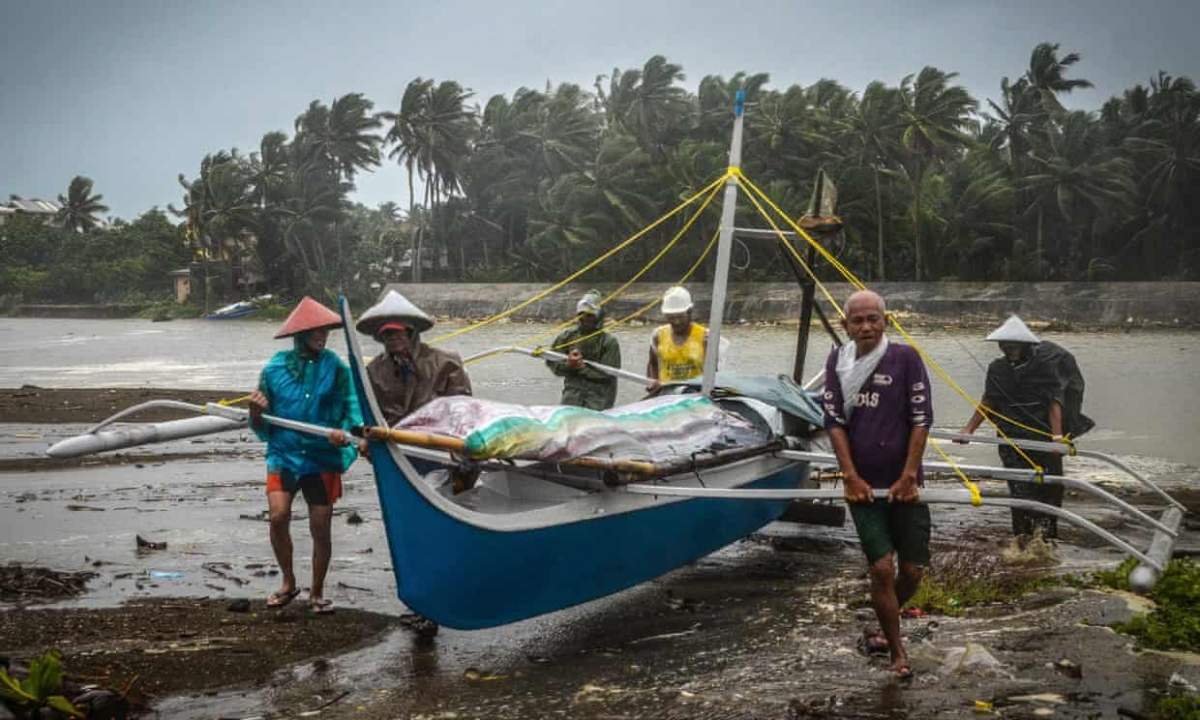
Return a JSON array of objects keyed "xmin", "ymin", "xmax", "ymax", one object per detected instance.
[
  {"xmin": 1129, "ymin": 506, "xmax": 1183, "ymax": 593},
  {"xmin": 701, "ymin": 89, "xmax": 745, "ymax": 396}
]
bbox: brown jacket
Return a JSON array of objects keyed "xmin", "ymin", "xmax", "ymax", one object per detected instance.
[{"xmin": 367, "ymin": 343, "xmax": 472, "ymax": 426}]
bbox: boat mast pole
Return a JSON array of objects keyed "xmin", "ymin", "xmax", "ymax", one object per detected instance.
[{"xmin": 701, "ymin": 89, "xmax": 746, "ymax": 396}]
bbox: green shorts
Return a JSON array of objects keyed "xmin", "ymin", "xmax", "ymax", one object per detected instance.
[{"xmin": 849, "ymin": 499, "xmax": 931, "ymax": 565}]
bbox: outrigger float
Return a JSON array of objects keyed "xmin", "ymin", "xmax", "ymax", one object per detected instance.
[{"xmin": 50, "ymin": 93, "xmax": 1186, "ymax": 627}]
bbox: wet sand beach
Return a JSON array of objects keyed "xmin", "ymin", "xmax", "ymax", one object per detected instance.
[{"xmin": 2, "ymin": 320, "xmax": 1198, "ymax": 718}]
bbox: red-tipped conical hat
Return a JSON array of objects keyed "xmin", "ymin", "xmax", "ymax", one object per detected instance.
[{"xmin": 274, "ymin": 297, "xmax": 342, "ymax": 339}]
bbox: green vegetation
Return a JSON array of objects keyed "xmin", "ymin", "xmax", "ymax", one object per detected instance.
[
  {"xmin": 0, "ymin": 650, "xmax": 83, "ymax": 718},
  {"xmin": 905, "ymin": 548, "xmax": 1055, "ymax": 616},
  {"xmin": 1152, "ymin": 691, "xmax": 1200, "ymax": 720},
  {"xmin": 137, "ymin": 299, "xmax": 203, "ymax": 321},
  {"xmin": 5, "ymin": 42, "xmax": 1199, "ymax": 308},
  {"xmin": 1099, "ymin": 559, "xmax": 1200, "ymax": 653},
  {"xmin": 0, "ymin": 209, "xmax": 191, "ymax": 304}
]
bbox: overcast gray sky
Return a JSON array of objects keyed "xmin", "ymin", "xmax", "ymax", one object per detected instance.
[{"xmin": 2, "ymin": 0, "xmax": 1196, "ymax": 219}]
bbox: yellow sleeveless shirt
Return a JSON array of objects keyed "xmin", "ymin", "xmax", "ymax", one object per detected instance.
[{"xmin": 655, "ymin": 323, "xmax": 706, "ymax": 381}]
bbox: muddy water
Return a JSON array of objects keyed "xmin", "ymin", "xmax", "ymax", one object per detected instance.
[
  {"xmin": 1, "ymin": 317, "xmax": 1199, "ymax": 718},
  {"xmin": 1, "ymin": 317, "xmax": 1198, "ymax": 462}
]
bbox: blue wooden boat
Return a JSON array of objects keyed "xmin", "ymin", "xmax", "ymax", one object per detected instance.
[{"xmin": 339, "ymin": 298, "xmax": 810, "ymax": 629}]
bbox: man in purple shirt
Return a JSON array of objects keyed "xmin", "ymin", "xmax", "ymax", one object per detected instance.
[{"xmin": 822, "ymin": 289, "xmax": 932, "ymax": 679}]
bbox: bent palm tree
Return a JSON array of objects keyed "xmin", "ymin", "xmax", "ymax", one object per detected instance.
[
  {"xmin": 896, "ymin": 67, "xmax": 978, "ymax": 280},
  {"xmin": 57, "ymin": 176, "xmax": 109, "ymax": 233}
]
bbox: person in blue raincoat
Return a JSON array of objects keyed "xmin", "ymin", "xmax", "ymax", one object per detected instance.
[{"xmin": 247, "ymin": 297, "xmax": 362, "ymax": 613}]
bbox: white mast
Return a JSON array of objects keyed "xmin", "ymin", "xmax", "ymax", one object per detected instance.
[{"xmin": 700, "ymin": 89, "xmax": 745, "ymax": 396}]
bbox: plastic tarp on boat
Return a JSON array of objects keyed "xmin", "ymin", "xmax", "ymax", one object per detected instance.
[
  {"xmin": 676, "ymin": 373, "xmax": 824, "ymax": 427},
  {"xmin": 394, "ymin": 394, "xmax": 767, "ymax": 463}
]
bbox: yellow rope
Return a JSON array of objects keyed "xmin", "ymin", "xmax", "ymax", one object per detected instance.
[
  {"xmin": 930, "ymin": 439, "xmax": 982, "ymax": 505},
  {"xmin": 733, "ymin": 176, "xmax": 847, "ymax": 320},
  {"xmin": 557, "ymin": 226, "xmax": 723, "ymax": 350},
  {"xmin": 429, "ymin": 174, "xmax": 728, "ymax": 345},
  {"xmin": 509, "ymin": 182, "xmax": 722, "ymax": 352},
  {"xmin": 464, "ymin": 226, "xmax": 722, "ymax": 367},
  {"xmin": 217, "ymin": 394, "xmax": 253, "ymax": 406},
  {"xmin": 736, "ymin": 172, "xmax": 1047, "ymax": 474}
]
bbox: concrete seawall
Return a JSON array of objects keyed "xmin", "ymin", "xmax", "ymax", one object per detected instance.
[
  {"xmin": 9, "ymin": 282, "xmax": 1199, "ymax": 327},
  {"xmin": 382, "ymin": 281, "xmax": 1200, "ymax": 328}
]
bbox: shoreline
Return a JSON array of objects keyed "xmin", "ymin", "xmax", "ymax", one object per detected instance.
[{"xmin": 6, "ymin": 280, "xmax": 1200, "ymax": 328}]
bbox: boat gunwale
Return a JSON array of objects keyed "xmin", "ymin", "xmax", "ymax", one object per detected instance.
[{"xmin": 342, "ymin": 298, "xmax": 807, "ymax": 534}]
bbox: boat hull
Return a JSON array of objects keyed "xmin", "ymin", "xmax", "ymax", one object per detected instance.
[{"xmin": 370, "ymin": 445, "xmax": 803, "ymax": 629}]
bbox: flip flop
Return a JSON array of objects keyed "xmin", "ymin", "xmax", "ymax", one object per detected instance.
[
  {"xmin": 857, "ymin": 630, "xmax": 890, "ymax": 656},
  {"xmin": 266, "ymin": 588, "xmax": 301, "ymax": 608},
  {"xmin": 893, "ymin": 664, "xmax": 913, "ymax": 681},
  {"xmin": 310, "ymin": 597, "xmax": 335, "ymax": 615}
]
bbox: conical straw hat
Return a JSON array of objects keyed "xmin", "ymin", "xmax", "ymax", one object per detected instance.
[
  {"xmin": 274, "ymin": 297, "xmax": 342, "ymax": 339},
  {"xmin": 356, "ymin": 290, "xmax": 435, "ymax": 336},
  {"xmin": 985, "ymin": 315, "xmax": 1041, "ymax": 344}
]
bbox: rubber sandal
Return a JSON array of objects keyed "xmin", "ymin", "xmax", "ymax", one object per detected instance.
[
  {"xmin": 893, "ymin": 663, "xmax": 913, "ymax": 680},
  {"xmin": 310, "ymin": 597, "xmax": 335, "ymax": 614},
  {"xmin": 857, "ymin": 629, "xmax": 890, "ymax": 656},
  {"xmin": 266, "ymin": 588, "xmax": 301, "ymax": 608}
]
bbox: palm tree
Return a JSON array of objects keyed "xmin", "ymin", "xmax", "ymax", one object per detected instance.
[
  {"xmin": 842, "ymin": 81, "xmax": 901, "ymax": 278},
  {"xmin": 383, "ymin": 78, "xmax": 433, "ymax": 234},
  {"xmin": 1023, "ymin": 111, "xmax": 1136, "ymax": 276},
  {"xmin": 896, "ymin": 66, "xmax": 978, "ymax": 279},
  {"xmin": 1025, "ymin": 43, "xmax": 1093, "ymax": 118},
  {"xmin": 598, "ymin": 56, "xmax": 689, "ymax": 161},
  {"xmin": 383, "ymin": 79, "xmax": 475, "ymax": 280},
  {"xmin": 57, "ymin": 176, "xmax": 109, "ymax": 233}
]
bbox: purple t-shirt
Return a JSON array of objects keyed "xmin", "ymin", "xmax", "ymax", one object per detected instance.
[{"xmin": 822, "ymin": 342, "xmax": 933, "ymax": 489}]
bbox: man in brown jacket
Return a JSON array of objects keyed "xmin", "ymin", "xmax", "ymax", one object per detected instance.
[{"xmin": 356, "ymin": 290, "xmax": 472, "ymax": 426}]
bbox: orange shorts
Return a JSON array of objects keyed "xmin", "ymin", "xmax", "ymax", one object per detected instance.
[{"xmin": 266, "ymin": 470, "xmax": 342, "ymax": 505}]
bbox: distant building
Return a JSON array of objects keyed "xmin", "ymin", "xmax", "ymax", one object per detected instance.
[
  {"xmin": 169, "ymin": 269, "xmax": 191, "ymax": 304},
  {"xmin": 0, "ymin": 197, "xmax": 63, "ymax": 226}
]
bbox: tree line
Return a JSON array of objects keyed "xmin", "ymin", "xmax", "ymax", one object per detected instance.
[{"xmin": 3, "ymin": 43, "xmax": 1197, "ymax": 307}]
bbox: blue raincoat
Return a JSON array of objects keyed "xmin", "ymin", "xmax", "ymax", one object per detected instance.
[{"xmin": 254, "ymin": 339, "xmax": 362, "ymax": 476}]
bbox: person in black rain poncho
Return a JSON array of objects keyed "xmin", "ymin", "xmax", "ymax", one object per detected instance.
[{"xmin": 959, "ymin": 315, "xmax": 1094, "ymax": 539}]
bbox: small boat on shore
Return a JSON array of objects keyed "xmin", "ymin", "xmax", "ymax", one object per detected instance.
[{"xmin": 205, "ymin": 294, "xmax": 273, "ymax": 320}]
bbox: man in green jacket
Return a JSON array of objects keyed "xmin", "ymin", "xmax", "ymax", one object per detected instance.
[{"xmin": 545, "ymin": 290, "xmax": 621, "ymax": 410}]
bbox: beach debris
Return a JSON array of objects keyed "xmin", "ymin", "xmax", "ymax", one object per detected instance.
[
  {"xmin": 336, "ymin": 581, "xmax": 373, "ymax": 593},
  {"xmin": 72, "ymin": 687, "xmax": 129, "ymax": 719},
  {"xmin": 149, "ymin": 570, "xmax": 184, "ymax": 580},
  {"xmin": 463, "ymin": 668, "xmax": 508, "ymax": 682},
  {"xmin": 203, "ymin": 562, "xmax": 248, "ymax": 586},
  {"xmin": 1168, "ymin": 672, "xmax": 1198, "ymax": 693},
  {"xmin": 1008, "ymin": 693, "xmax": 1067, "ymax": 705},
  {"xmin": 226, "ymin": 598, "xmax": 251, "ymax": 613},
  {"xmin": 136, "ymin": 535, "xmax": 167, "ymax": 551},
  {"xmin": 0, "ymin": 563, "xmax": 96, "ymax": 602},
  {"xmin": 628, "ymin": 623, "xmax": 701, "ymax": 645},
  {"xmin": 298, "ymin": 690, "xmax": 350, "ymax": 716},
  {"xmin": 65, "ymin": 504, "xmax": 105, "ymax": 511},
  {"xmin": 345, "ymin": 511, "xmax": 365, "ymax": 525},
  {"xmin": 938, "ymin": 643, "xmax": 1008, "ymax": 677},
  {"xmin": 1052, "ymin": 658, "xmax": 1082, "ymax": 679}
]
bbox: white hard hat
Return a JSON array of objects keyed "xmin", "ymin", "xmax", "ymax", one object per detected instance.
[
  {"xmin": 576, "ymin": 290, "xmax": 602, "ymax": 315},
  {"xmin": 661, "ymin": 286, "xmax": 693, "ymax": 314},
  {"xmin": 985, "ymin": 315, "xmax": 1040, "ymax": 344}
]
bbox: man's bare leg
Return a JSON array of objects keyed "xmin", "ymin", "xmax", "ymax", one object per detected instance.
[
  {"xmin": 868, "ymin": 554, "xmax": 909, "ymax": 673},
  {"xmin": 896, "ymin": 561, "xmax": 925, "ymax": 608},
  {"xmin": 268, "ymin": 490, "xmax": 297, "ymax": 597},
  {"xmin": 308, "ymin": 503, "xmax": 333, "ymax": 602}
]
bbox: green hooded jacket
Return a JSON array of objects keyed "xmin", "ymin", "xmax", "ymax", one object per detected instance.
[{"xmin": 546, "ymin": 323, "xmax": 621, "ymax": 411}]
